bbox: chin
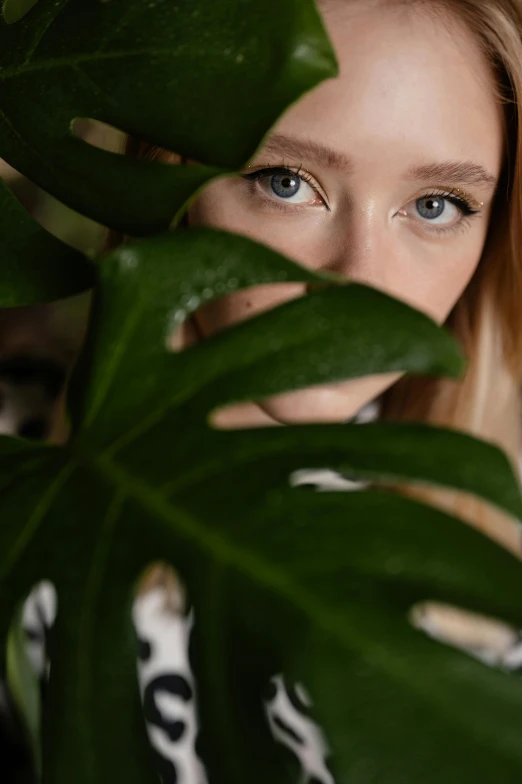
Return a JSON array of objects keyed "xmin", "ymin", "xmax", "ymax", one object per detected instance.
[
  {"xmin": 258, "ymin": 374, "xmax": 402, "ymax": 425},
  {"xmin": 258, "ymin": 385, "xmax": 371, "ymax": 425}
]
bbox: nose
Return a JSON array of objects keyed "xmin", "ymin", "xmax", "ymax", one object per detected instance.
[{"xmin": 320, "ymin": 209, "xmax": 395, "ymax": 294}]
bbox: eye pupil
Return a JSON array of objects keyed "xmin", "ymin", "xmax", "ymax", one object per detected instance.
[
  {"xmin": 271, "ymin": 172, "xmax": 301, "ymax": 199},
  {"xmin": 417, "ymin": 196, "xmax": 445, "ymax": 220}
]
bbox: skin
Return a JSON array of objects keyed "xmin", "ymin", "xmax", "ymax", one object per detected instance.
[{"xmin": 184, "ymin": 0, "xmax": 504, "ymax": 428}]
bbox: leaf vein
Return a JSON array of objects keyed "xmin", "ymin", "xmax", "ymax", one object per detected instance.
[
  {"xmin": 0, "ymin": 461, "xmax": 74, "ymax": 579},
  {"xmin": 1, "ymin": 47, "xmax": 185, "ymax": 80},
  {"xmin": 23, "ymin": 0, "xmax": 74, "ymax": 65},
  {"xmin": 84, "ymin": 300, "xmax": 146, "ymax": 428},
  {"xmin": 76, "ymin": 489, "xmax": 124, "ymax": 777}
]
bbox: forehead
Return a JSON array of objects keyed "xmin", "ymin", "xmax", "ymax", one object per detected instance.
[{"xmin": 272, "ymin": 1, "xmax": 504, "ymax": 180}]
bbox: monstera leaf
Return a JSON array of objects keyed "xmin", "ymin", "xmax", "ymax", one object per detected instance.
[
  {"xmin": 0, "ymin": 177, "xmax": 93, "ymax": 305},
  {"xmin": 1, "ymin": 227, "xmax": 522, "ymax": 784},
  {"xmin": 0, "ymin": 0, "xmax": 337, "ymax": 234},
  {"xmin": 2, "ymin": 0, "xmax": 522, "ymax": 782}
]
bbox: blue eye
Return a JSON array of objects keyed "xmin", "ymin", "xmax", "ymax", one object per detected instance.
[
  {"xmin": 241, "ymin": 166, "xmax": 326, "ymax": 207},
  {"xmin": 270, "ymin": 171, "xmax": 301, "ymax": 199},
  {"xmin": 409, "ymin": 190, "xmax": 481, "ymax": 234},
  {"xmin": 416, "ymin": 196, "xmax": 446, "ymax": 220}
]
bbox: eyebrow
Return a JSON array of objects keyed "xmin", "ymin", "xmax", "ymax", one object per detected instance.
[{"xmin": 258, "ymin": 132, "xmax": 498, "ymax": 189}]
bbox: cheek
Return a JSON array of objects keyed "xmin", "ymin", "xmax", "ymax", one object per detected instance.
[
  {"xmin": 188, "ymin": 177, "xmax": 237, "ymax": 232},
  {"xmin": 419, "ymin": 243, "xmax": 485, "ymax": 324},
  {"xmin": 188, "ymin": 177, "xmax": 326, "ymax": 267},
  {"xmin": 385, "ymin": 222, "xmax": 489, "ymax": 325}
]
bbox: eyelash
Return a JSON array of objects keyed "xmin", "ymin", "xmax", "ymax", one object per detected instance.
[{"xmin": 241, "ymin": 165, "xmax": 482, "ymax": 236}]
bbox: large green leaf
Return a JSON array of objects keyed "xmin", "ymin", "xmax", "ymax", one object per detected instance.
[
  {"xmin": 0, "ymin": 0, "xmax": 337, "ymax": 234},
  {"xmin": 1, "ymin": 228, "xmax": 522, "ymax": 784},
  {"xmin": 191, "ymin": 490, "xmax": 522, "ymax": 784},
  {"xmin": 72, "ymin": 227, "xmax": 465, "ymax": 447},
  {"xmin": 0, "ymin": 177, "xmax": 93, "ymax": 305}
]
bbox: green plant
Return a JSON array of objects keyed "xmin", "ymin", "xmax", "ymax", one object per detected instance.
[{"xmin": 1, "ymin": 1, "xmax": 522, "ymax": 782}]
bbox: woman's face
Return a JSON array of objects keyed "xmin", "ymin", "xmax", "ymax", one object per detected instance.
[{"xmin": 187, "ymin": 0, "xmax": 504, "ymax": 427}]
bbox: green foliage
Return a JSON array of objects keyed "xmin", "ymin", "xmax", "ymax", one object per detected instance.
[
  {"xmin": 0, "ymin": 179, "xmax": 93, "ymax": 305},
  {"xmin": 0, "ymin": 1, "xmax": 522, "ymax": 783},
  {"xmin": 6, "ymin": 603, "xmax": 41, "ymax": 778},
  {"xmin": 2, "ymin": 0, "xmax": 39, "ymax": 26}
]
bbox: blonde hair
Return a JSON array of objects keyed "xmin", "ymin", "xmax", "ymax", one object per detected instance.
[{"xmin": 120, "ymin": 0, "xmax": 522, "ymax": 576}]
